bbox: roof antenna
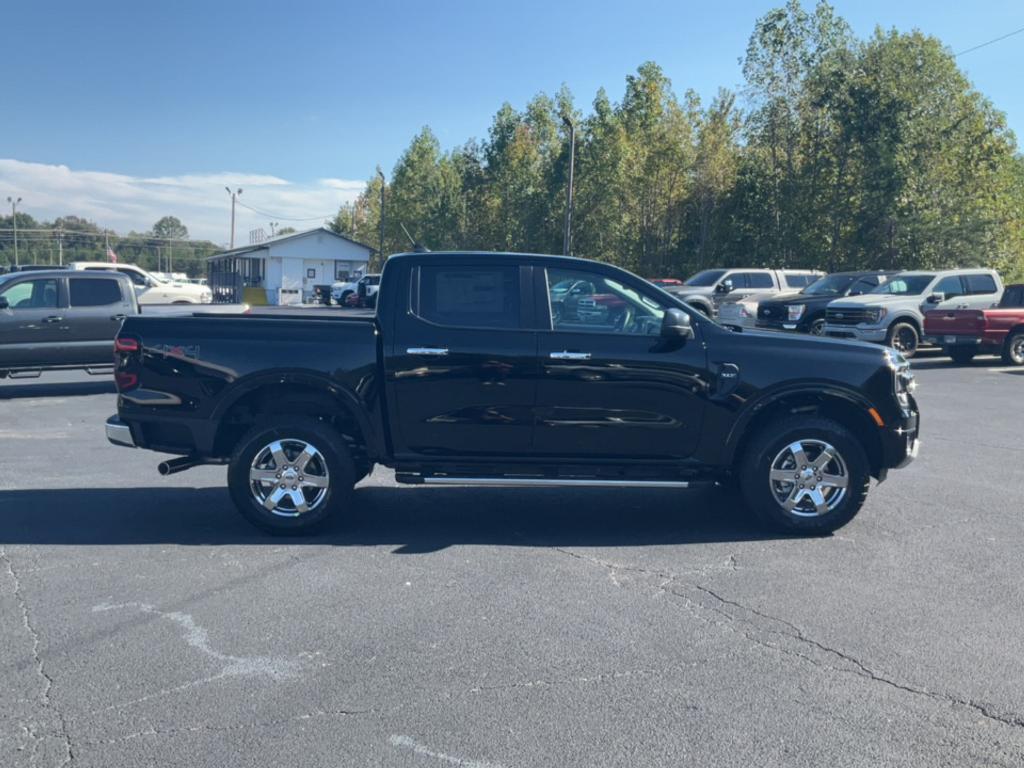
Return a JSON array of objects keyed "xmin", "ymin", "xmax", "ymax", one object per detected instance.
[{"xmin": 400, "ymin": 223, "xmax": 430, "ymax": 253}]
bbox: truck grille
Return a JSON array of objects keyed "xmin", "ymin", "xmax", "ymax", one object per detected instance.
[
  {"xmin": 758, "ymin": 305, "xmax": 783, "ymax": 320},
  {"xmin": 826, "ymin": 307, "xmax": 872, "ymax": 325}
]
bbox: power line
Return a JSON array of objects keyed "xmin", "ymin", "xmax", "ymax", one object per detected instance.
[
  {"xmin": 234, "ymin": 199, "xmax": 336, "ymax": 222},
  {"xmin": 955, "ymin": 24, "xmax": 1024, "ymax": 56}
]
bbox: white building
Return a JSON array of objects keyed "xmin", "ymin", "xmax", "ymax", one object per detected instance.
[{"xmin": 207, "ymin": 227, "xmax": 374, "ymax": 304}]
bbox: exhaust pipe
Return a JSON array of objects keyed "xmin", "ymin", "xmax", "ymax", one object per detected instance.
[{"xmin": 158, "ymin": 455, "xmax": 206, "ymax": 476}]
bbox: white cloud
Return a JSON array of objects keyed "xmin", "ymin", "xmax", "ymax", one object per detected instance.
[{"xmin": 0, "ymin": 159, "xmax": 366, "ymax": 245}]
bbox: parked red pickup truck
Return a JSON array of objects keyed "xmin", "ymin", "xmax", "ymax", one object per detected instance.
[{"xmin": 924, "ymin": 284, "xmax": 1024, "ymax": 365}]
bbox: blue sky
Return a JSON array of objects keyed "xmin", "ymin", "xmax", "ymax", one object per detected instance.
[{"xmin": 3, "ymin": 0, "xmax": 1022, "ymax": 242}]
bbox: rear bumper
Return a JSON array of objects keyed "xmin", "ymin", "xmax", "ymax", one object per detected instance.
[
  {"xmin": 105, "ymin": 415, "xmax": 136, "ymax": 448},
  {"xmin": 933, "ymin": 333, "xmax": 1000, "ymax": 351}
]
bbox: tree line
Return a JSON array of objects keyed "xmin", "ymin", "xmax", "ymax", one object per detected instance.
[
  {"xmin": 331, "ymin": 1, "xmax": 1024, "ymax": 282},
  {"xmin": 0, "ymin": 214, "xmax": 218, "ymax": 275}
]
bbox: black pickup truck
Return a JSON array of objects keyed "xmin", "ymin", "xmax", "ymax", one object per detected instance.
[{"xmin": 106, "ymin": 252, "xmax": 920, "ymax": 535}]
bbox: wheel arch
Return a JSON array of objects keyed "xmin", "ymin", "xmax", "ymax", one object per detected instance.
[
  {"xmin": 210, "ymin": 372, "xmax": 380, "ymax": 463},
  {"xmin": 726, "ymin": 386, "xmax": 886, "ymax": 478}
]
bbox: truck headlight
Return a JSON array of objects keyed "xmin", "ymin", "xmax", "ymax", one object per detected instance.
[
  {"xmin": 867, "ymin": 307, "xmax": 887, "ymax": 324},
  {"xmin": 787, "ymin": 304, "xmax": 805, "ymax": 321},
  {"xmin": 886, "ymin": 348, "xmax": 916, "ymax": 408}
]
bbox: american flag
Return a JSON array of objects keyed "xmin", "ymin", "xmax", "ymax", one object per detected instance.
[{"xmin": 106, "ymin": 246, "xmax": 118, "ymax": 264}]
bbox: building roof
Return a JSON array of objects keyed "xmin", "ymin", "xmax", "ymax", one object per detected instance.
[{"xmin": 208, "ymin": 226, "xmax": 375, "ymax": 260}]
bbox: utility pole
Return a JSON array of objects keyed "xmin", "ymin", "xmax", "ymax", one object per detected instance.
[
  {"xmin": 225, "ymin": 187, "xmax": 243, "ymax": 248},
  {"xmin": 561, "ymin": 116, "xmax": 575, "ymax": 256},
  {"xmin": 56, "ymin": 225, "xmax": 64, "ymax": 266},
  {"xmin": 7, "ymin": 196, "xmax": 21, "ymax": 267}
]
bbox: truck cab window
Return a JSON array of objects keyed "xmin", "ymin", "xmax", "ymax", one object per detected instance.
[
  {"xmin": 547, "ymin": 268, "xmax": 666, "ymax": 336},
  {"xmin": 70, "ymin": 278, "xmax": 123, "ymax": 306},
  {"xmin": 0, "ymin": 278, "xmax": 59, "ymax": 309},
  {"xmin": 413, "ymin": 265, "xmax": 520, "ymax": 329}
]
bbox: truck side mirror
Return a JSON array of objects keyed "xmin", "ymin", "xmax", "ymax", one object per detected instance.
[
  {"xmin": 926, "ymin": 292, "xmax": 945, "ymax": 304},
  {"xmin": 715, "ymin": 279, "xmax": 733, "ymax": 294},
  {"xmin": 661, "ymin": 308, "xmax": 693, "ymax": 339}
]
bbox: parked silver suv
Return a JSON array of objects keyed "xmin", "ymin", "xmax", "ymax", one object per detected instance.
[
  {"xmin": 668, "ymin": 268, "xmax": 822, "ymax": 317},
  {"xmin": 823, "ymin": 268, "xmax": 1003, "ymax": 357}
]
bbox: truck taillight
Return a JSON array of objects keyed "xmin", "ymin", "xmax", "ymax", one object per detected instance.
[
  {"xmin": 114, "ymin": 372, "xmax": 138, "ymax": 391},
  {"xmin": 115, "ymin": 336, "xmax": 139, "ymax": 353}
]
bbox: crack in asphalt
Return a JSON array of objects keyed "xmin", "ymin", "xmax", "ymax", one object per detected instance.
[
  {"xmin": 1, "ymin": 546, "xmax": 75, "ymax": 766},
  {"xmin": 542, "ymin": 544, "xmax": 1024, "ymax": 734}
]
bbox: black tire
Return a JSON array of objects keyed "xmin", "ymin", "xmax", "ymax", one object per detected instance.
[
  {"xmin": 886, "ymin": 321, "xmax": 920, "ymax": 358},
  {"xmin": 690, "ymin": 302, "xmax": 711, "ymax": 317},
  {"xmin": 807, "ymin": 317, "xmax": 826, "ymax": 336},
  {"xmin": 739, "ymin": 416, "xmax": 871, "ymax": 535},
  {"xmin": 947, "ymin": 347, "xmax": 976, "ymax": 365},
  {"xmin": 227, "ymin": 417, "xmax": 355, "ymax": 535},
  {"xmin": 1003, "ymin": 331, "xmax": 1024, "ymax": 366}
]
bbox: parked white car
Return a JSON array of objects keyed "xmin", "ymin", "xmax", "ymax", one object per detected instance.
[{"xmin": 69, "ymin": 263, "xmax": 212, "ymax": 304}]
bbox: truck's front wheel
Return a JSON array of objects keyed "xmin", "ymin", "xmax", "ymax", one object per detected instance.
[
  {"xmin": 740, "ymin": 417, "xmax": 870, "ymax": 535},
  {"xmin": 228, "ymin": 418, "xmax": 355, "ymax": 535}
]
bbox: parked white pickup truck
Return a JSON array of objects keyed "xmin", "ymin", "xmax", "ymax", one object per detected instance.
[{"xmin": 69, "ymin": 262, "xmax": 212, "ymax": 304}]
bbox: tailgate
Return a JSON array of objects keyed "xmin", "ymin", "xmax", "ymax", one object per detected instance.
[{"xmin": 923, "ymin": 309, "xmax": 985, "ymax": 336}]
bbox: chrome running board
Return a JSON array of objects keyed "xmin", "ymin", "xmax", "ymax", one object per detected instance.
[{"xmin": 410, "ymin": 476, "xmax": 690, "ymax": 489}]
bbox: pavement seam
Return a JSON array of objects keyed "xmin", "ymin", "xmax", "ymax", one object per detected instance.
[
  {"xmin": 0, "ymin": 546, "xmax": 75, "ymax": 766},
  {"xmin": 541, "ymin": 544, "xmax": 1024, "ymax": 734}
]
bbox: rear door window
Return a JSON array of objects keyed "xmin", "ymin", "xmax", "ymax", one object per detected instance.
[
  {"xmin": 737, "ymin": 272, "xmax": 774, "ymax": 288},
  {"xmin": 69, "ymin": 277, "xmax": 123, "ymax": 306},
  {"xmin": 412, "ymin": 265, "xmax": 520, "ymax": 329},
  {"xmin": 964, "ymin": 273, "xmax": 998, "ymax": 295},
  {"xmin": 784, "ymin": 274, "xmax": 816, "ymax": 288}
]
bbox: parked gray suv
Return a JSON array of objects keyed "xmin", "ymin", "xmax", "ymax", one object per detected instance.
[
  {"xmin": 0, "ymin": 269, "xmax": 137, "ymax": 378},
  {"xmin": 823, "ymin": 268, "xmax": 1004, "ymax": 357}
]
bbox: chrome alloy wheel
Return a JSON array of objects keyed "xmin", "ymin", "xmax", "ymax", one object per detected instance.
[
  {"xmin": 249, "ymin": 439, "xmax": 330, "ymax": 517},
  {"xmin": 768, "ymin": 439, "xmax": 849, "ymax": 517},
  {"xmin": 1010, "ymin": 335, "xmax": 1024, "ymax": 365}
]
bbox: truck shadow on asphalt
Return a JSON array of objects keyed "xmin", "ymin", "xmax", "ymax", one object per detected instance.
[
  {"xmin": 0, "ymin": 484, "xmax": 785, "ymax": 549},
  {"xmin": 0, "ymin": 380, "xmax": 117, "ymax": 399}
]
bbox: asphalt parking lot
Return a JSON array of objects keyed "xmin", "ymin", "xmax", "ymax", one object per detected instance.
[{"xmin": 1, "ymin": 353, "xmax": 1022, "ymax": 767}]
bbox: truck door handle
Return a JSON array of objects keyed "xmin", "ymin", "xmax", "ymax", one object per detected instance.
[
  {"xmin": 110, "ymin": 314, "xmax": 127, "ymax": 321},
  {"xmin": 550, "ymin": 351, "xmax": 592, "ymax": 360},
  {"xmin": 42, "ymin": 315, "xmax": 64, "ymax": 324},
  {"xmin": 407, "ymin": 347, "xmax": 449, "ymax": 356}
]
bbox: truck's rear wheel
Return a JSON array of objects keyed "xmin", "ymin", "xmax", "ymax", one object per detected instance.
[
  {"xmin": 1003, "ymin": 331, "xmax": 1024, "ymax": 366},
  {"xmin": 740, "ymin": 416, "xmax": 870, "ymax": 535},
  {"xmin": 228, "ymin": 418, "xmax": 355, "ymax": 535}
]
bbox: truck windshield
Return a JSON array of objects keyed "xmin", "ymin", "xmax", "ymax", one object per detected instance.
[
  {"xmin": 684, "ymin": 269, "xmax": 726, "ymax": 287},
  {"xmin": 869, "ymin": 275, "xmax": 935, "ymax": 296},
  {"xmin": 802, "ymin": 274, "xmax": 856, "ymax": 296}
]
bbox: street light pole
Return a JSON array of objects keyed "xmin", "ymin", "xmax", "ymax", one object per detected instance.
[
  {"xmin": 377, "ymin": 169, "xmax": 386, "ymax": 264},
  {"xmin": 7, "ymin": 196, "xmax": 22, "ymax": 267},
  {"xmin": 225, "ymin": 187, "xmax": 243, "ymax": 248},
  {"xmin": 561, "ymin": 116, "xmax": 575, "ymax": 256}
]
